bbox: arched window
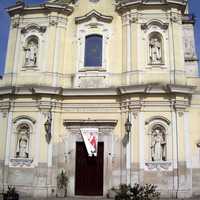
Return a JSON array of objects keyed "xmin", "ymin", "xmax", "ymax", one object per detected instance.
[
  {"xmin": 24, "ymin": 36, "xmax": 39, "ymax": 66},
  {"xmin": 84, "ymin": 34, "xmax": 103, "ymax": 67},
  {"xmin": 149, "ymin": 32, "xmax": 163, "ymax": 64}
]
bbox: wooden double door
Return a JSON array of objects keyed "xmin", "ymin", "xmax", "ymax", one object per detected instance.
[{"xmin": 75, "ymin": 142, "xmax": 104, "ymax": 196}]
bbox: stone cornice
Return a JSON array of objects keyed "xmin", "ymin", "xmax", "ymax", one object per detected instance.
[
  {"xmin": 0, "ymin": 84, "xmax": 195, "ymax": 97},
  {"xmin": 62, "ymin": 88, "xmax": 118, "ymax": 96},
  {"xmin": 7, "ymin": 2, "xmax": 74, "ymax": 17},
  {"xmin": 63, "ymin": 119, "xmax": 118, "ymax": 128},
  {"xmin": 116, "ymin": 0, "xmax": 187, "ymax": 14},
  {"xmin": 119, "ymin": 84, "xmax": 196, "ymax": 95},
  {"xmin": 75, "ymin": 10, "xmax": 113, "ymax": 24},
  {"xmin": 0, "ymin": 86, "xmax": 15, "ymax": 95},
  {"xmin": 167, "ymin": 84, "xmax": 196, "ymax": 94}
]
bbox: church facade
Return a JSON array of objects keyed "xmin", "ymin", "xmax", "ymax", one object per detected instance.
[{"xmin": 0, "ymin": 0, "xmax": 200, "ymax": 198}]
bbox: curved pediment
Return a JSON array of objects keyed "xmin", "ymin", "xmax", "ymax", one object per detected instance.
[
  {"xmin": 21, "ymin": 23, "xmax": 47, "ymax": 34},
  {"xmin": 141, "ymin": 19, "xmax": 169, "ymax": 30},
  {"xmin": 145, "ymin": 116, "xmax": 171, "ymax": 125},
  {"xmin": 116, "ymin": 0, "xmax": 187, "ymax": 13},
  {"xmin": 13, "ymin": 115, "xmax": 36, "ymax": 124},
  {"xmin": 75, "ymin": 10, "xmax": 113, "ymax": 24}
]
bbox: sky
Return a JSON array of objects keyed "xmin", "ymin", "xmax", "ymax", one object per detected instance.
[{"xmin": 0, "ymin": 0, "xmax": 199, "ymax": 75}]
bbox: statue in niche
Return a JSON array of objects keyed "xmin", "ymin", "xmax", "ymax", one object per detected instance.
[
  {"xmin": 149, "ymin": 37, "xmax": 162, "ymax": 64},
  {"xmin": 16, "ymin": 124, "xmax": 30, "ymax": 158},
  {"xmin": 151, "ymin": 126, "xmax": 166, "ymax": 162},
  {"xmin": 24, "ymin": 39, "xmax": 38, "ymax": 66}
]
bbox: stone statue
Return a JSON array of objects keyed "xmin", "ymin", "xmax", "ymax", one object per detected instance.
[
  {"xmin": 151, "ymin": 127, "xmax": 166, "ymax": 161},
  {"xmin": 24, "ymin": 40, "xmax": 38, "ymax": 66},
  {"xmin": 149, "ymin": 37, "xmax": 162, "ymax": 64},
  {"xmin": 16, "ymin": 127, "xmax": 29, "ymax": 158}
]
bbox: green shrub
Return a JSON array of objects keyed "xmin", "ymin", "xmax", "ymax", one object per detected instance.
[
  {"xmin": 113, "ymin": 183, "xmax": 160, "ymax": 200},
  {"xmin": 114, "ymin": 184, "xmax": 131, "ymax": 200}
]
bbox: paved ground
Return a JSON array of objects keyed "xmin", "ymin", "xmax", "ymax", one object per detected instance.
[
  {"xmin": 6, "ymin": 197, "xmax": 200, "ymax": 200},
  {"xmin": 1, "ymin": 196, "xmax": 200, "ymax": 200}
]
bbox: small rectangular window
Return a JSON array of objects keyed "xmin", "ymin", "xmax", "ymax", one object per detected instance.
[{"xmin": 84, "ymin": 35, "xmax": 102, "ymax": 67}]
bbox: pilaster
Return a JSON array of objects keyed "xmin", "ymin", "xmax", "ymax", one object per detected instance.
[
  {"xmin": 170, "ymin": 9, "xmax": 185, "ymax": 84},
  {"xmin": 52, "ymin": 15, "xmax": 68, "ymax": 87},
  {"xmin": 5, "ymin": 108, "xmax": 13, "ymax": 166},
  {"xmin": 5, "ymin": 16, "xmax": 20, "ymax": 74}
]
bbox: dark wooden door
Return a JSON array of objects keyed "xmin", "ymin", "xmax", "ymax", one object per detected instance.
[{"xmin": 75, "ymin": 142, "xmax": 104, "ymax": 196}]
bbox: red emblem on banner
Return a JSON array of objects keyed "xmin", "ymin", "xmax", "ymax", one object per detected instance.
[{"xmin": 81, "ymin": 128, "xmax": 99, "ymax": 156}]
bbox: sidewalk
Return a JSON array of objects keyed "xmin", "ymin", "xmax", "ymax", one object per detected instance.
[
  {"xmin": 11, "ymin": 197, "xmax": 200, "ymax": 200},
  {"xmin": 1, "ymin": 196, "xmax": 200, "ymax": 200}
]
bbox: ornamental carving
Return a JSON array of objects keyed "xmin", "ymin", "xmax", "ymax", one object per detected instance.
[
  {"xmin": 75, "ymin": 10, "xmax": 113, "ymax": 24},
  {"xmin": 145, "ymin": 161, "xmax": 172, "ymax": 171},
  {"xmin": 10, "ymin": 158, "xmax": 33, "ymax": 168},
  {"xmin": 12, "ymin": 18, "xmax": 20, "ymax": 28},
  {"xmin": 141, "ymin": 21, "xmax": 169, "ymax": 31},
  {"xmin": 21, "ymin": 25, "xmax": 46, "ymax": 34},
  {"xmin": 89, "ymin": 0, "xmax": 99, "ymax": 2}
]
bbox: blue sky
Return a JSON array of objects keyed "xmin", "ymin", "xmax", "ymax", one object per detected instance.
[{"xmin": 0, "ymin": 0, "xmax": 199, "ymax": 75}]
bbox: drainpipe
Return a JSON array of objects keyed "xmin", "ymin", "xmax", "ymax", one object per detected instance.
[
  {"xmin": 174, "ymin": 101, "xmax": 180, "ymax": 199},
  {"xmin": 175, "ymin": 108, "xmax": 180, "ymax": 198}
]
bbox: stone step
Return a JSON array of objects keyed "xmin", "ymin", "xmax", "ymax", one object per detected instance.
[
  {"xmin": 12, "ymin": 198, "xmax": 200, "ymax": 200},
  {"xmin": 18, "ymin": 198, "xmax": 111, "ymax": 200}
]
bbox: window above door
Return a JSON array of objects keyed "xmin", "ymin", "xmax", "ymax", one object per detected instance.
[{"xmin": 75, "ymin": 10, "xmax": 113, "ymax": 72}]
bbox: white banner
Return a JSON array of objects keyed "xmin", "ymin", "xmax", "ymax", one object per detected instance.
[{"xmin": 81, "ymin": 128, "xmax": 98, "ymax": 157}]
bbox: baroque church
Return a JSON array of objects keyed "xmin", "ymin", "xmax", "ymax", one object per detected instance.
[{"xmin": 0, "ymin": 0, "xmax": 200, "ymax": 198}]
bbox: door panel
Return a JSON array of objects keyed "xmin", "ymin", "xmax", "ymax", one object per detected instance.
[{"xmin": 75, "ymin": 142, "xmax": 104, "ymax": 196}]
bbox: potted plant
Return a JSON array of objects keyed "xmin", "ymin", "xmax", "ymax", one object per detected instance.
[
  {"xmin": 3, "ymin": 186, "xmax": 19, "ymax": 200},
  {"xmin": 57, "ymin": 170, "xmax": 68, "ymax": 197}
]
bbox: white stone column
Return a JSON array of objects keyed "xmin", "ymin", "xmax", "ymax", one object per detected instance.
[
  {"xmin": 139, "ymin": 112, "xmax": 145, "ymax": 169},
  {"xmin": 5, "ymin": 111, "xmax": 13, "ymax": 165},
  {"xmin": 0, "ymin": 112, "xmax": 3, "ymax": 155},
  {"xmin": 13, "ymin": 26, "xmax": 21, "ymax": 74},
  {"xmin": 52, "ymin": 25, "xmax": 60, "ymax": 87},
  {"xmin": 126, "ymin": 14, "xmax": 131, "ymax": 84},
  {"xmin": 171, "ymin": 109, "xmax": 179, "ymax": 193},
  {"xmin": 47, "ymin": 144, "xmax": 53, "ymax": 168},
  {"xmin": 34, "ymin": 111, "xmax": 42, "ymax": 166},
  {"xmin": 172, "ymin": 111, "xmax": 178, "ymax": 169},
  {"xmin": 127, "ymin": 17, "xmax": 131, "ymax": 72},
  {"xmin": 183, "ymin": 111, "xmax": 191, "ymax": 168}
]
